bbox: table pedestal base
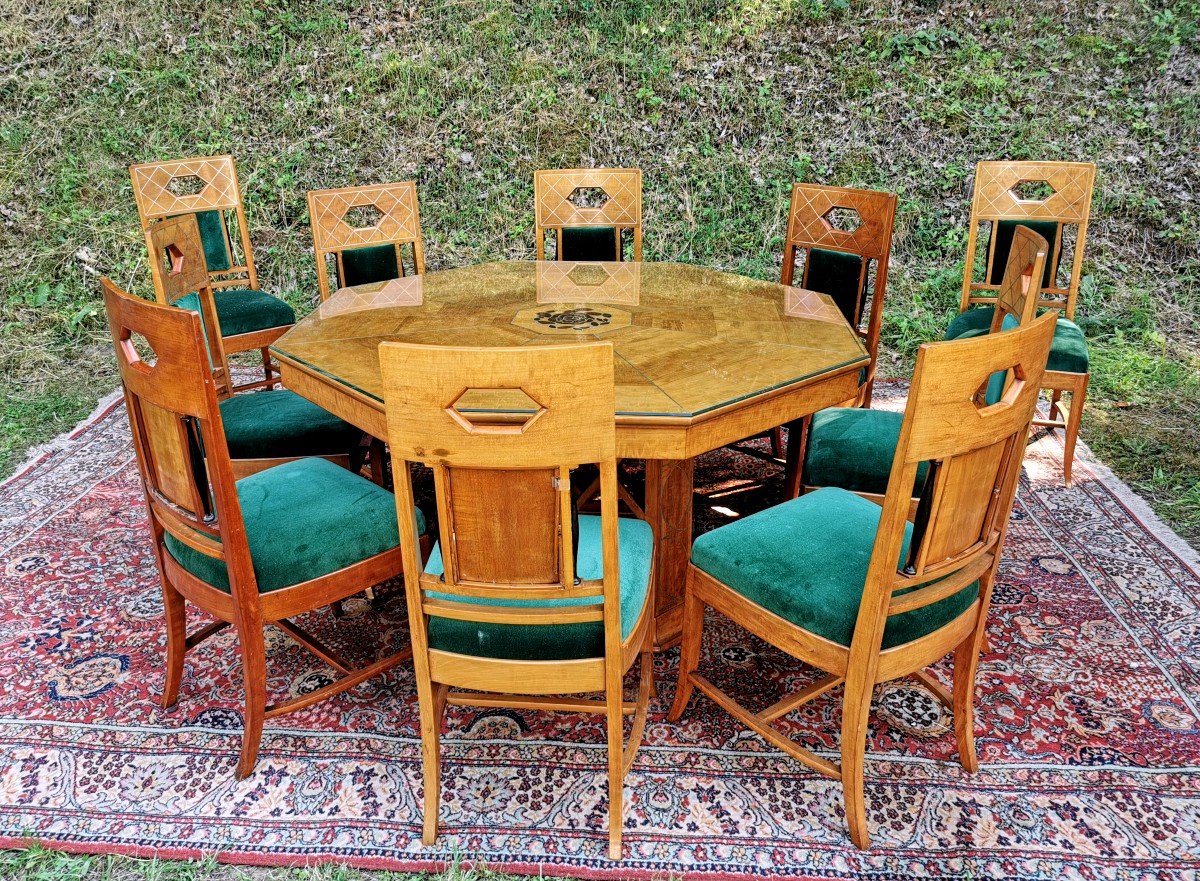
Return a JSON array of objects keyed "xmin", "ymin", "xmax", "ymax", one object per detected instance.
[{"xmin": 645, "ymin": 457, "xmax": 695, "ymax": 651}]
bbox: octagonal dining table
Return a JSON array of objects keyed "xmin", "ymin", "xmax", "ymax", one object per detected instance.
[{"xmin": 270, "ymin": 260, "xmax": 869, "ymax": 650}]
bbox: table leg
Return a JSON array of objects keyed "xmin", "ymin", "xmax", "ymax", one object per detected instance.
[{"xmin": 644, "ymin": 457, "xmax": 695, "ymax": 652}]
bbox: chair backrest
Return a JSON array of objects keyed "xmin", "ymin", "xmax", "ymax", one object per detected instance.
[
  {"xmin": 130, "ymin": 155, "xmax": 259, "ymax": 299},
  {"xmin": 144, "ymin": 214, "xmax": 233, "ymax": 399},
  {"xmin": 307, "ymin": 181, "xmax": 426, "ymax": 301},
  {"xmin": 961, "ymin": 160, "xmax": 1096, "ymax": 320},
  {"xmin": 381, "ymin": 341, "xmax": 621, "ymax": 647},
  {"xmin": 781, "ymin": 183, "xmax": 897, "ymax": 390},
  {"xmin": 101, "ymin": 277, "xmax": 259, "ymax": 607},
  {"xmin": 990, "ymin": 224, "xmax": 1048, "ymax": 332},
  {"xmin": 853, "ymin": 312, "xmax": 1057, "ymax": 660},
  {"xmin": 534, "ymin": 169, "xmax": 642, "ymax": 262}
]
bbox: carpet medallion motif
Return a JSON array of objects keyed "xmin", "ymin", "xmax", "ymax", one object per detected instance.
[{"xmin": 1, "ymin": 383, "xmax": 1198, "ymax": 879}]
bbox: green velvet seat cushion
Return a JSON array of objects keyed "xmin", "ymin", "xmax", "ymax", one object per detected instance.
[
  {"xmin": 803, "ymin": 408, "xmax": 929, "ymax": 497},
  {"xmin": 219, "ymin": 390, "xmax": 363, "ymax": 459},
  {"xmin": 423, "ymin": 514, "xmax": 654, "ymax": 661},
  {"xmin": 806, "ymin": 248, "xmax": 866, "ymax": 326},
  {"xmin": 560, "ymin": 226, "xmax": 619, "ymax": 262},
  {"xmin": 805, "ymin": 318, "xmax": 1015, "ymax": 497},
  {"xmin": 174, "ymin": 288, "xmax": 295, "ymax": 338},
  {"xmin": 987, "ymin": 220, "xmax": 1061, "ymax": 289},
  {"xmin": 163, "ymin": 457, "xmax": 424, "ymax": 594},
  {"xmin": 945, "ymin": 307, "xmax": 1089, "ymax": 374},
  {"xmin": 337, "ymin": 243, "xmax": 400, "ymax": 289},
  {"xmin": 691, "ymin": 487, "xmax": 978, "ymax": 650}
]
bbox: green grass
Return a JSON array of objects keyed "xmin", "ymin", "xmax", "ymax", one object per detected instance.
[
  {"xmin": 1, "ymin": 1, "xmax": 1197, "ymax": 547},
  {"xmin": 0, "ymin": 844, "xmax": 533, "ymax": 881}
]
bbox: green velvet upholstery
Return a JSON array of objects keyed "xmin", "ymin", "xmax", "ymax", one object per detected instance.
[
  {"xmin": 174, "ymin": 288, "xmax": 295, "ymax": 338},
  {"xmin": 803, "ymin": 408, "xmax": 929, "ymax": 497},
  {"xmin": 337, "ymin": 244, "xmax": 400, "ymax": 289},
  {"xmin": 423, "ymin": 514, "xmax": 654, "ymax": 661},
  {"xmin": 560, "ymin": 226, "xmax": 619, "ymax": 262},
  {"xmin": 170, "ymin": 210, "xmax": 231, "ymax": 273},
  {"xmin": 945, "ymin": 308, "xmax": 1089, "ymax": 374},
  {"xmin": 987, "ymin": 220, "xmax": 1061, "ymax": 289},
  {"xmin": 806, "ymin": 248, "xmax": 867, "ymax": 326},
  {"xmin": 163, "ymin": 457, "xmax": 424, "ymax": 594},
  {"xmin": 805, "ymin": 316, "xmax": 1016, "ymax": 497},
  {"xmin": 691, "ymin": 487, "xmax": 979, "ymax": 650},
  {"xmin": 219, "ymin": 390, "xmax": 363, "ymax": 460}
]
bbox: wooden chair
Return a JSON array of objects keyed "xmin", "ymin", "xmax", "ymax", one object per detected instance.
[
  {"xmin": 307, "ymin": 181, "xmax": 426, "ymax": 301},
  {"xmin": 797, "ymin": 225, "xmax": 1050, "ymax": 506},
  {"xmin": 145, "ymin": 215, "xmax": 367, "ymax": 480},
  {"xmin": 381, "ymin": 340, "xmax": 655, "ymax": 859},
  {"xmin": 669, "ymin": 311, "xmax": 1058, "ymax": 848},
  {"xmin": 948, "ymin": 160, "xmax": 1096, "ymax": 484},
  {"xmin": 753, "ymin": 183, "xmax": 897, "ymax": 479},
  {"xmin": 534, "ymin": 169, "xmax": 642, "ymax": 261},
  {"xmin": 101, "ymin": 277, "xmax": 423, "ymax": 779},
  {"xmin": 130, "ymin": 154, "xmax": 295, "ymax": 391}
]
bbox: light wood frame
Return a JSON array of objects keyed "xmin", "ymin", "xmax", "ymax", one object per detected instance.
[
  {"xmin": 101, "ymin": 277, "xmax": 409, "ymax": 779},
  {"xmin": 145, "ymin": 214, "xmax": 360, "ymax": 480},
  {"xmin": 381, "ymin": 340, "xmax": 655, "ymax": 859},
  {"xmin": 307, "ymin": 181, "xmax": 426, "ymax": 301},
  {"xmin": 534, "ymin": 168, "xmax": 643, "ymax": 261},
  {"xmin": 960, "ymin": 160, "xmax": 1097, "ymax": 485},
  {"xmin": 670, "ymin": 312, "xmax": 1058, "ymax": 848},
  {"xmin": 129, "ymin": 154, "xmax": 290, "ymax": 390}
]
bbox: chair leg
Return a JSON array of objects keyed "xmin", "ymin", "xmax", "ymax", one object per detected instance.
[
  {"xmin": 1061, "ymin": 375, "xmax": 1088, "ymax": 487},
  {"xmin": 235, "ymin": 625, "xmax": 268, "ymax": 779},
  {"xmin": 839, "ymin": 675, "xmax": 874, "ymax": 849},
  {"xmin": 782, "ymin": 417, "xmax": 809, "ymax": 500},
  {"xmin": 161, "ymin": 582, "xmax": 186, "ymax": 709},
  {"xmin": 667, "ymin": 582, "xmax": 704, "ymax": 722},
  {"xmin": 416, "ymin": 674, "xmax": 444, "ymax": 845},
  {"xmin": 953, "ymin": 637, "xmax": 982, "ymax": 773},
  {"xmin": 606, "ymin": 667, "xmax": 625, "ymax": 859},
  {"xmin": 769, "ymin": 426, "xmax": 784, "ymax": 459}
]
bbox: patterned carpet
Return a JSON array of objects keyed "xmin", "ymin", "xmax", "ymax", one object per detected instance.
[{"xmin": 1, "ymin": 381, "xmax": 1199, "ymax": 879}]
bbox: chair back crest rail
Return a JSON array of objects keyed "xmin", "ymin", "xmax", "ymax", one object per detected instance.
[
  {"xmin": 961, "ymin": 160, "xmax": 1096, "ymax": 318},
  {"xmin": 992, "ymin": 224, "xmax": 1049, "ymax": 331},
  {"xmin": 533, "ymin": 168, "xmax": 643, "ymax": 260},
  {"xmin": 101, "ymin": 278, "xmax": 256, "ymax": 600},
  {"xmin": 129, "ymin": 154, "xmax": 259, "ymax": 295},
  {"xmin": 307, "ymin": 181, "xmax": 426, "ymax": 300},
  {"xmin": 381, "ymin": 341, "xmax": 620, "ymax": 626},
  {"xmin": 860, "ymin": 312, "xmax": 1057, "ymax": 641},
  {"xmin": 781, "ymin": 183, "xmax": 897, "ymax": 395}
]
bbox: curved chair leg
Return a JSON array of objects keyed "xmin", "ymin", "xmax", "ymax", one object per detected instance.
[
  {"xmin": 161, "ymin": 582, "xmax": 186, "ymax": 709},
  {"xmin": 952, "ymin": 636, "xmax": 981, "ymax": 773},
  {"xmin": 839, "ymin": 675, "xmax": 874, "ymax": 849},
  {"xmin": 667, "ymin": 585, "xmax": 704, "ymax": 722},
  {"xmin": 235, "ymin": 624, "xmax": 268, "ymax": 779},
  {"xmin": 1061, "ymin": 374, "xmax": 1088, "ymax": 487}
]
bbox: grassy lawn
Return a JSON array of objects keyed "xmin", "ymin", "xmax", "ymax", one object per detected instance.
[
  {"xmin": 2, "ymin": 2, "xmax": 1198, "ymax": 542},
  {"xmin": 0, "ymin": 845, "xmax": 532, "ymax": 881}
]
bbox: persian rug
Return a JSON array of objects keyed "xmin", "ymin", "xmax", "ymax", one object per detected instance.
[{"xmin": 1, "ymin": 381, "xmax": 1199, "ymax": 880}]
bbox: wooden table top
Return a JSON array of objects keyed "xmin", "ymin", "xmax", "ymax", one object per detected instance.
[{"xmin": 272, "ymin": 260, "xmax": 867, "ymax": 425}]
